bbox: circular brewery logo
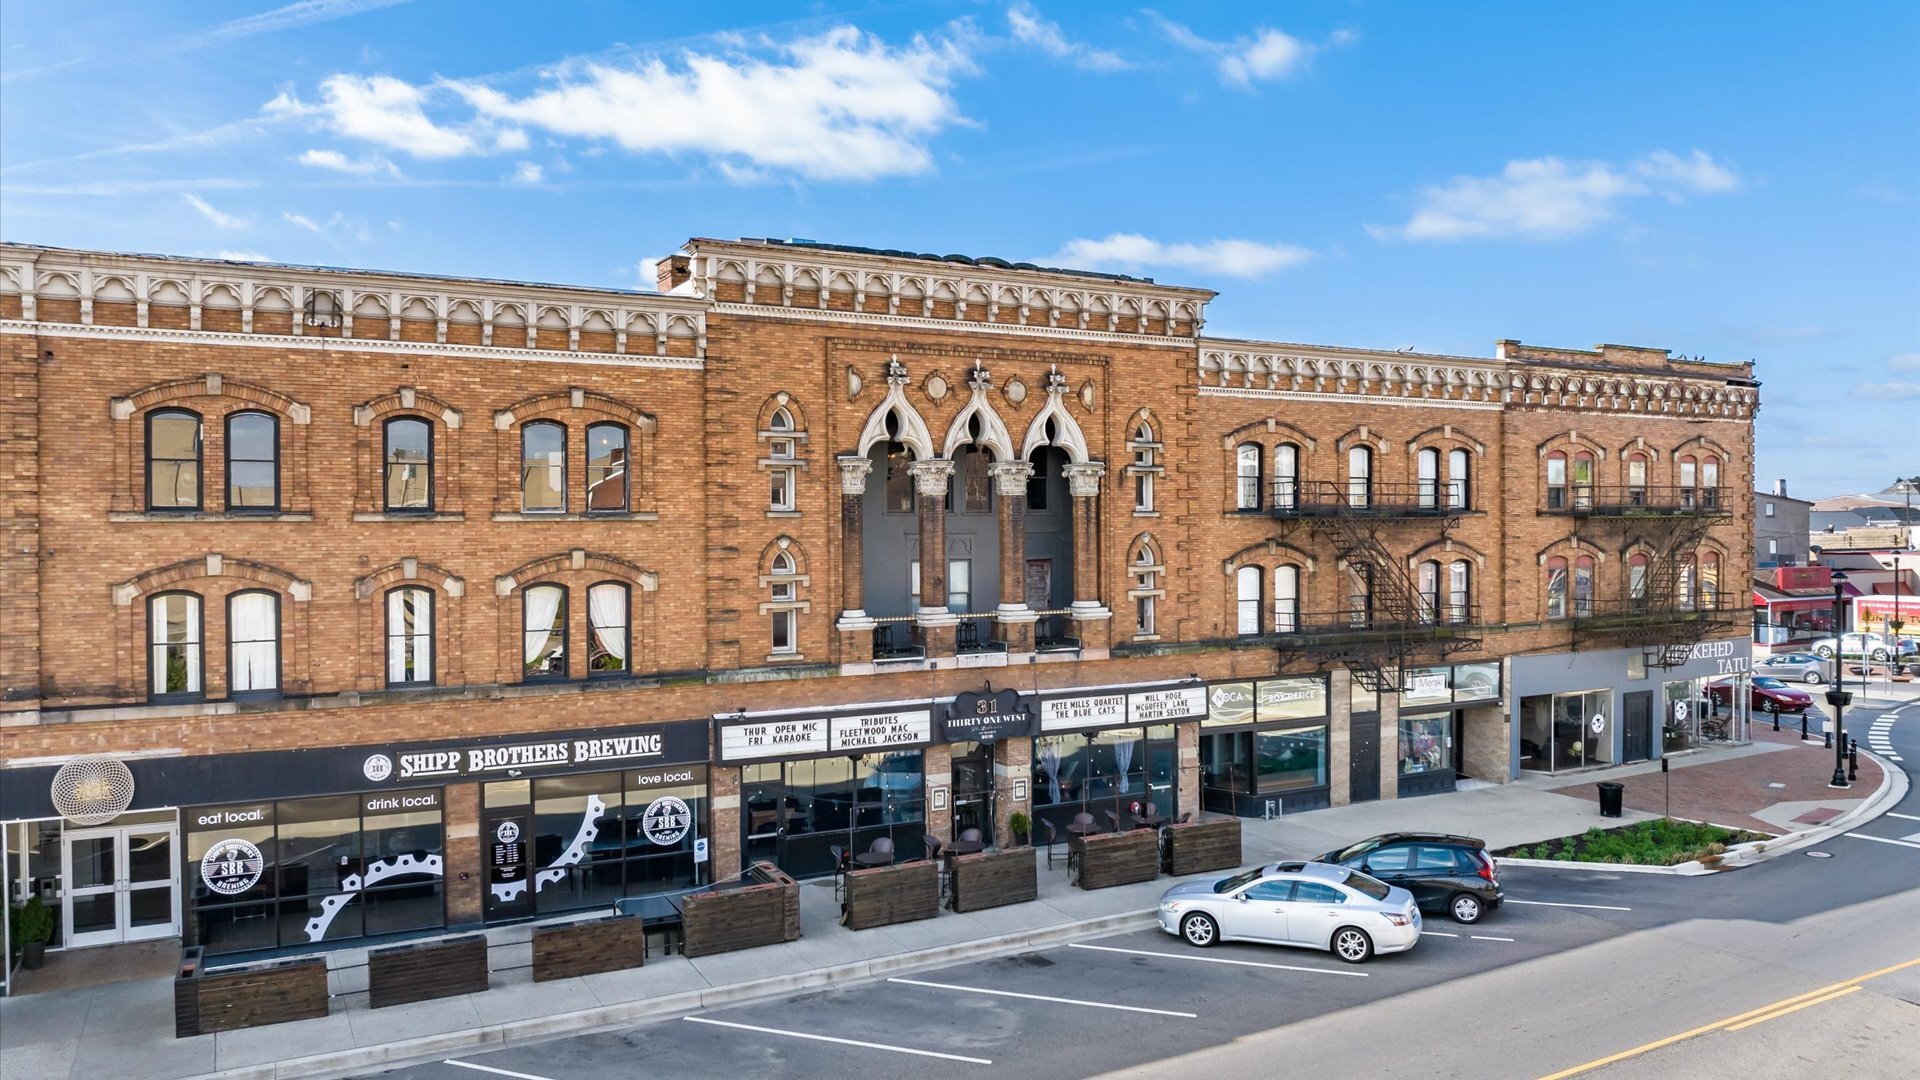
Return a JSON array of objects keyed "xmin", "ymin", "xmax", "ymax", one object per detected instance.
[
  {"xmin": 495, "ymin": 820, "xmax": 520, "ymax": 845},
  {"xmin": 641, "ymin": 796, "xmax": 692, "ymax": 846},
  {"xmin": 363, "ymin": 754, "xmax": 393, "ymax": 783},
  {"xmin": 1590, "ymin": 714, "xmax": 1606, "ymax": 735},
  {"xmin": 200, "ymin": 838, "xmax": 265, "ymax": 896},
  {"xmin": 1674, "ymin": 701, "xmax": 1690, "ymax": 722}
]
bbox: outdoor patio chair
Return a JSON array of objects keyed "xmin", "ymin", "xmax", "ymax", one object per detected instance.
[
  {"xmin": 922, "ymin": 833, "xmax": 943, "ymax": 861},
  {"xmin": 1041, "ymin": 818, "xmax": 1060, "ymax": 869},
  {"xmin": 959, "ymin": 828, "xmax": 983, "ymax": 843}
]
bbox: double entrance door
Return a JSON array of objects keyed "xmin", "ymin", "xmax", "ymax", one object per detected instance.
[{"xmin": 63, "ymin": 823, "xmax": 179, "ymax": 947}]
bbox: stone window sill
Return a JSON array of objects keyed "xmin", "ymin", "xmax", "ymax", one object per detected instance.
[
  {"xmin": 767, "ymin": 509, "xmax": 802, "ymax": 519},
  {"xmin": 491, "ymin": 511, "xmax": 660, "ymax": 522},
  {"xmin": 1132, "ymin": 509, "xmax": 1160, "ymax": 517},
  {"xmin": 110, "ymin": 511, "xmax": 314, "ymax": 522},
  {"xmin": 353, "ymin": 511, "xmax": 466, "ymax": 522}
]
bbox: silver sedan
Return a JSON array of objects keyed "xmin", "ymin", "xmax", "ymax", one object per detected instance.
[
  {"xmin": 1756, "ymin": 652, "xmax": 1835, "ymax": 684},
  {"xmin": 1158, "ymin": 860, "xmax": 1420, "ymax": 963}
]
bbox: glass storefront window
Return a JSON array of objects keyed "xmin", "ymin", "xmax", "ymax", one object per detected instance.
[
  {"xmin": 1399, "ymin": 714, "xmax": 1451, "ymax": 775},
  {"xmin": 1401, "ymin": 667, "xmax": 1452, "ymax": 710},
  {"xmin": 1521, "ymin": 690, "xmax": 1613, "ymax": 773},
  {"xmin": 1453, "ymin": 663, "xmax": 1499, "ymax": 702},
  {"xmin": 741, "ymin": 753, "xmax": 924, "ymax": 879},
  {"xmin": 1663, "ymin": 678, "xmax": 1706, "ymax": 752},
  {"xmin": 1032, "ymin": 727, "xmax": 1176, "ymax": 833},
  {"xmin": 1255, "ymin": 726, "xmax": 1328, "ymax": 791},
  {"xmin": 1258, "ymin": 677, "xmax": 1327, "ymax": 722}
]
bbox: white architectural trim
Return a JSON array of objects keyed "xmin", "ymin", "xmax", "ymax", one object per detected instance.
[
  {"xmin": 1197, "ymin": 385, "xmax": 1504, "ymax": 412},
  {"xmin": 854, "ymin": 357, "xmax": 937, "ymax": 460},
  {"xmin": 941, "ymin": 362, "xmax": 1017, "ymax": 460},
  {"xmin": 710, "ymin": 302, "xmax": 1199, "ymax": 349},
  {"xmin": 1019, "ymin": 368, "xmax": 1092, "ymax": 463}
]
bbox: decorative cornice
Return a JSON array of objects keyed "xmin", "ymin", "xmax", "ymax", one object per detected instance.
[
  {"xmin": 1197, "ymin": 385, "xmax": 1503, "ymax": 411},
  {"xmin": 709, "ymin": 302, "xmax": 1199, "ymax": 349}
]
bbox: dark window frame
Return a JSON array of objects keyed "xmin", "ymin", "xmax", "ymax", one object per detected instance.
[
  {"xmin": 225, "ymin": 588, "xmax": 283, "ymax": 700},
  {"xmin": 585, "ymin": 421, "xmax": 630, "ymax": 514},
  {"xmin": 522, "ymin": 583, "xmax": 570, "ymax": 683},
  {"xmin": 385, "ymin": 585, "xmax": 436, "ymax": 688},
  {"xmin": 382, "ymin": 416, "xmax": 435, "ymax": 513},
  {"xmin": 148, "ymin": 589, "xmax": 205, "ymax": 702},
  {"xmin": 224, "ymin": 410, "xmax": 280, "ymax": 513},
  {"xmin": 520, "ymin": 420, "xmax": 568, "ymax": 513},
  {"xmin": 146, "ymin": 407, "xmax": 204, "ymax": 511},
  {"xmin": 585, "ymin": 579, "xmax": 631, "ymax": 678}
]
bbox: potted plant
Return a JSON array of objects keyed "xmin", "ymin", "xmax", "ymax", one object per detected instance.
[
  {"xmin": 12, "ymin": 896, "xmax": 53, "ymax": 970},
  {"xmin": 1007, "ymin": 811, "xmax": 1031, "ymax": 848}
]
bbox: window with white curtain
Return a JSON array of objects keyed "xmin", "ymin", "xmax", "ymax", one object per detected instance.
[
  {"xmin": 1236, "ymin": 565, "xmax": 1261, "ymax": 635},
  {"xmin": 1235, "ymin": 444, "xmax": 1261, "ymax": 510},
  {"xmin": 1273, "ymin": 565, "xmax": 1299, "ymax": 633},
  {"xmin": 1348, "ymin": 446, "xmax": 1372, "ymax": 508},
  {"xmin": 228, "ymin": 590, "xmax": 279, "ymax": 694},
  {"xmin": 1273, "ymin": 443, "xmax": 1298, "ymax": 511},
  {"xmin": 588, "ymin": 582, "xmax": 629, "ymax": 675},
  {"xmin": 386, "ymin": 587, "xmax": 433, "ymax": 686},
  {"xmin": 523, "ymin": 584, "xmax": 567, "ymax": 680},
  {"xmin": 1417, "ymin": 448, "xmax": 1440, "ymax": 508},
  {"xmin": 149, "ymin": 592, "xmax": 202, "ymax": 699},
  {"xmin": 1448, "ymin": 448, "xmax": 1470, "ymax": 509},
  {"xmin": 1448, "ymin": 560, "xmax": 1471, "ymax": 623},
  {"xmin": 1417, "ymin": 560, "xmax": 1441, "ymax": 621}
]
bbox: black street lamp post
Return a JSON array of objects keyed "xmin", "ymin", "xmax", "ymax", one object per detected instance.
[
  {"xmin": 1891, "ymin": 476, "xmax": 1917, "ymax": 676},
  {"xmin": 1827, "ymin": 571, "xmax": 1852, "ymax": 788}
]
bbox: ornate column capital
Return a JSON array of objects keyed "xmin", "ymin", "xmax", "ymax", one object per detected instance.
[
  {"xmin": 989, "ymin": 460, "xmax": 1035, "ymax": 497},
  {"xmin": 1062, "ymin": 461, "xmax": 1107, "ymax": 499},
  {"xmin": 837, "ymin": 455, "xmax": 874, "ymax": 496},
  {"xmin": 909, "ymin": 458, "xmax": 956, "ymax": 497}
]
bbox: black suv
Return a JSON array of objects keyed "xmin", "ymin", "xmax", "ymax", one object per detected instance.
[{"xmin": 1313, "ymin": 832, "xmax": 1503, "ymax": 924}]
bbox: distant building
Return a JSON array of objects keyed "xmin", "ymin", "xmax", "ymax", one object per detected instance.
[
  {"xmin": 1755, "ymin": 479, "xmax": 1811, "ymax": 567},
  {"xmin": 1809, "ymin": 478, "xmax": 1920, "ymax": 537}
]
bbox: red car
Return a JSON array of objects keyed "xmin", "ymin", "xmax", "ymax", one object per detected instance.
[{"xmin": 1709, "ymin": 675, "xmax": 1813, "ymax": 715}]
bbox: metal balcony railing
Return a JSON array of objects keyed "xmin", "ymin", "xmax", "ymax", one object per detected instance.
[
  {"xmin": 1540, "ymin": 484, "xmax": 1728, "ymax": 516},
  {"xmin": 1265, "ymin": 480, "xmax": 1475, "ymax": 520},
  {"xmin": 1238, "ymin": 604, "xmax": 1483, "ymax": 644},
  {"xmin": 870, "ymin": 616, "xmax": 925, "ymax": 662},
  {"xmin": 1548, "ymin": 596, "xmax": 1738, "ymax": 627},
  {"xmin": 1033, "ymin": 610, "xmax": 1081, "ymax": 652},
  {"xmin": 954, "ymin": 613, "xmax": 1007, "ymax": 655}
]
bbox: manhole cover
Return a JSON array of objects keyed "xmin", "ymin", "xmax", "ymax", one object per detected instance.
[{"xmin": 1807, "ymin": 851, "xmax": 1834, "ymax": 858}]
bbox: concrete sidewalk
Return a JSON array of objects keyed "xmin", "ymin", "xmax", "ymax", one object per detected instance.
[{"xmin": 0, "ymin": 738, "xmax": 1884, "ymax": 1080}]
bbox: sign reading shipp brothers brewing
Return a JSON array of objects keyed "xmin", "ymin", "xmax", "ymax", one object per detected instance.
[{"xmin": 389, "ymin": 731, "xmax": 685, "ymax": 782}]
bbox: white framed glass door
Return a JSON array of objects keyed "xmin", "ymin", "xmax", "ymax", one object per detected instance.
[{"xmin": 62, "ymin": 824, "xmax": 179, "ymax": 948}]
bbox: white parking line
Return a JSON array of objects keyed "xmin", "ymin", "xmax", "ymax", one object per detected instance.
[
  {"xmin": 1422, "ymin": 930, "xmax": 1460, "ymax": 937},
  {"xmin": 1506, "ymin": 899, "xmax": 1632, "ymax": 911},
  {"xmin": 886, "ymin": 976, "xmax": 1198, "ymax": 1017},
  {"xmin": 1885, "ymin": 812, "xmax": 1920, "ymax": 822},
  {"xmin": 1470, "ymin": 935, "xmax": 1516, "ymax": 942},
  {"xmin": 1067, "ymin": 942, "xmax": 1368, "ymax": 977},
  {"xmin": 444, "ymin": 1062, "xmax": 555, "ymax": 1080},
  {"xmin": 682, "ymin": 1017, "xmax": 992, "ymax": 1065},
  {"xmin": 1844, "ymin": 832, "xmax": 1920, "ymax": 851}
]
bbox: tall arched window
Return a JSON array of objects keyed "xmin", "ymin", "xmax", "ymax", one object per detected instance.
[
  {"xmin": 1545, "ymin": 557, "xmax": 1569, "ymax": 619},
  {"xmin": 1273, "ymin": 565, "xmax": 1299, "ymax": 633},
  {"xmin": 770, "ymin": 550, "xmax": 800, "ymax": 654},
  {"xmin": 1348, "ymin": 446, "xmax": 1372, "ymax": 509},
  {"xmin": 149, "ymin": 591, "xmax": 202, "ymax": 699},
  {"xmin": 523, "ymin": 584, "xmax": 568, "ymax": 680},
  {"xmin": 386, "ymin": 586, "xmax": 434, "ymax": 686},
  {"xmin": 383, "ymin": 417, "xmax": 433, "ymax": 511},
  {"xmin": 1628, "ymin": 553, "xmax": 1650, "ymax": 606},
  {"xmin": 1626, "ymin": 453, "xmax": 1649, "ymax": 506},
  {"xmin": 1417, "ymin": 559, "xmax": 1441, "ymax": 620},
  {"xmin": 586, "ymin": 423, "xmax": 629, "ymax": 512},
  {"xmin": 1448, "ymin": 560, "xmax": 1471, "ymax": 624},
  {"xmin": 1417, "ymin": 448, "xmax": 1440, "ymax": 509},
  {"xmin": 228, "ymin": 590, "xmax": 280, "ymax": 695},
  {"xmin": 1273, "ymin": 443, "xmax": 1299, "ymax": 511},
  {"xmin": 1545, "ymin": 452, "xmax": 1568, "ymax": 510},
  {"xmin": 1131, "ymin": 420, "xmax": 1156, "ymax": 513},
  {"xmin": 1571, "ymin": 451, "xmax": 1595, "ymax": 511},
  {"xmin": 521, "ymin": 421, "xmax": 566, "ymax": 512},
  {"xmin": 1347, "ymin": 563, "xmax": 1373, "ymax": 627},
  {"xmin": 146, "ymin": 408, "xmax": 202, "ymax": 510},
  {"xmin": 1700, "ymin": 551, "xmax": 1720, "ymax": 608},
  {"xmin": 1677, "ymin": 555, "xmax": 1697, "ymax": 610},
  {"xmin": 1701, "ymin": 457, "xmax": 1721, "ymax": 509},
  {"xmin": 1235, "ymin": 444, "xmax": 1262, "ymax": 510},
  {"xmin": 587, "ymin": 581, "xmax": 629, "ymax": 675},
  {"xmin": 226, "ymin": 411, "xmax": 278, "ymax": 511},
  {"xmin": 1679, "ymin": 455, "xmax": 1698, "ymax": 510},
  {"xmin": 1447, "ymin": 448, "xmax": 1470, "ymax": 509},
  {"xmin": 1235, "ymin": 565, "xmax": 1261, "ymax": 635},
  {"xmin": 1132, "ymin": 542, "xmax": 1159, "ymax": 637},
  {"xmin": 1574, "ymin": 556, "xmax": 1595, "ymax": 617}
]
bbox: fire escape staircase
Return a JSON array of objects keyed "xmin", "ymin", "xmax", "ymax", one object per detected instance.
[{"xmin": 1554, "ymin": 485, "xmax": 1737, "ymax": 668}]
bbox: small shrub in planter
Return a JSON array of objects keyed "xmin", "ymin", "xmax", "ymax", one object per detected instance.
[
  {"xmin": 1007, "ymin": 811, "xmax": 1031, "ymax": 847},
  {"xmin": 11, "ymin": 896, "xmax": 53, "ymax": 970}
]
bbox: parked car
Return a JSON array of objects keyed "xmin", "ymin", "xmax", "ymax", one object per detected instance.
[
  {"xmin": 1708, "ymin": 675, "xmax": 1813, "ymax": 715},
  {"xmin": 1313, "ymin": 832, "xmax": 1503, "ymax": 924},
  {"xmin": 1756, "ymin": 652, "xmax": 1835, "ymax": 684},
  {"xmin": 1808, "ymin": 632, "xmax": 1919, "ymax": 663},
  {"xmin": 1157, "ymin": 861, "xmax": 1419, "ymax": 963}
]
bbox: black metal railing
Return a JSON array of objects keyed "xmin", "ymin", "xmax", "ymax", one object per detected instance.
[
  {"xmin": 1238, "ymin": 604, "xmax": 1483, "ymax": 642},
  {"xmin": 1266, "ymin": 480, "xmax": 1474, "ymax": 519},
  {"xmin": 1549, "ymin": 596, "xmax": 1737, "ymax": 626},
  {"xmin": 955, "ymin": 614, "xmax": 1007, "ymax": 654},
  {"xmin": 1540, "ymin": 484, "xmax": 1727, "ymax": 516},
  {"xmin": 1034, "ymin": 611, "xmax": 1081, "ymax": 651},
  {"xmin": 870, "ymin": 617, "xmax": 925, "ymax": 661}
]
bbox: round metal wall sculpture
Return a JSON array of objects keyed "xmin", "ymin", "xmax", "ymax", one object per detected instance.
[{"xmin": 51, "ymin": 755, "xmax": 137, "ymax": 826}]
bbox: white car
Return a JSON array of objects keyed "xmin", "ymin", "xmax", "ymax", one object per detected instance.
[
  {"xmin": 1157, "ymin": 860, "xmax": 1420, "ymax": 964},
  {"xmin": 1809, "ymin": 632, "xmax": 1918, "ymax": 663}
]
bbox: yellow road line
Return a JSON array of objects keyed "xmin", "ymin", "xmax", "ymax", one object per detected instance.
[
  {"xmin": 1723, "ymin": 985, "xmax": 1862, "ymax": 1032},
  {"xmin": 1537, "ymin": 955, "xmax": 1920, "ymax": 1080}
]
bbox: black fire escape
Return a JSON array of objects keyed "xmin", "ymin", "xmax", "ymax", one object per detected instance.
[
  {"xmin": 1545, "ymin": 484, "xmax": 1736, "ymax": 667},
  {"xmin": 1268, "ymin": 479, "xmax": 1485, "ymax": 693}
]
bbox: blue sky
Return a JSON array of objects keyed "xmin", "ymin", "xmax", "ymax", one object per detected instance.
[{"xmin": 3, "ymin": 1, "xmax": 1915, "ymax": 497}]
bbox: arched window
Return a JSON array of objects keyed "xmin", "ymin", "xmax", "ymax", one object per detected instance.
[
  {"xmin": 1448, "ymin": 448, "xmax": 1470, "ymax": 509},
  {"xmin": 586, "ymin": 422, "xmax": 629, "ymax": 512},
  {"xmin": 1347, "ymin": 563, "xmax": 1374, "ymax": 627},
  {"xmin": 1417, "ymin": 448, "xmax": 1440, "ymax": 509},
  {"xmin": 1574, "ymin": 555, "xmax": 1595, "ymax": 616},
  {"xmin": 1133, "ymin": 542, "xmax": 1159, "ymax": 637},
  {"xmin": 228, "ymin": 590, "xmax": 280, "ymax": 695},
  {"xmin": 1700, "ymin": 551, "xmax": 1720, "ymax": 609},
  {"xmin": 1235, "ymin": 444, "xmax": 1262, "ymax": 510},
  {"xmin": 1448, "ymin": 560, "xmax": 1471, "ymax": 624},
  {"xmin": 1417, "ymin": 560, "xmax": 1441, "ymax": 620},
  {"xmin": 1677, "ymin": 554, "xmax": 1697, "ymax": 610},
  {"xmin": 386, "ymin": 586, "xmax": 433, "ymax": 686},
  {"xmin": 1545, "ymin": 557, "xmax": 1569, "ymax": 619},
  {"xmin": 149, "ymin": 591, "xmax": 202, "ymax": 699},
  {"xmin": 521, "ymin": 421, "xmax": 566, "ymax": 512},
  {"xmin": 1545, "ymin": 451, "xmax": 1568, "ymax": 510},
  {"xmin": 1273, "ymin": 565, "xmax": 1299, "ymax": 633},
  {"xmin": 1701, "ymin": 457, "xmax": 1721, "ymax": 509},
  {"xmin": 1131, "ymin": 420, "xmax": 1156, "ymax": 513},
  {"xmin": 1626, "ymin": 453, "xmax": 1649, "ymax": 506},
  {"xmin": 769, "ymin": 407, "xmax": 794, "ymax": 431},
  {"xmin": 1679, "ymin": 455, "xmax": 1698, "ymax": 509},
  {"xmin": 1273, "ymin": 443, "xmax": 1299, "ymax": 512},
  {"xmin": 1348, "ymin": 446, "xmax": 1372, "ymax": 509},
  {"xmin": 1571, "ymin": 451, "xmax": 1595, "ymax": 511},
  {"xmin": 146, "ymin": 408, "xmax": 202, "ymax": 510},
  {"xmin": 1628, "ymin": 553, "xmax": 1650, "ymax": 606},
  {"xmin": 770, "ymin": 550, "xmax": 800, "ymax": 654},
  {"xmin": 587, "ymin": 581, "xmax": 629, "ymax": 675},
  {"xmin": 226, "ymin": 411, "xmax": 278, "ymax": 511},
  {"xmin": 523, "ymin": 583, "xmax": 568, "ymax": 680},
  {"xmin": 383, "ymin": 417, "xmax": 433, "ymax": 511},
  {"xmin": 1235, "ymin": 565, "xmax": 1262, "ymax": 635}
]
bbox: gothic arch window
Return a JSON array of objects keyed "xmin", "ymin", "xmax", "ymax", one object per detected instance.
[
  {"xmin": 225, "ymin": 411, "xmax": 279, "ymax": 511},
  {"xmin": 762, "ymin": 542, "xmax": 809, "ymax": 658},
  {"xmin": 1128, "ymin": 536, "xmax": 1164, "ymax": 639},
  {"xmin": 1127, "ymin": 417, "xmax": 1160, "ymax": 514},
  {"xmin": 147, "ymin": 408, "xmax": 203, "ymax": 510},
  {"xmin": 761, "ymin": 395, "xmax": 807, "ymax": 517}
]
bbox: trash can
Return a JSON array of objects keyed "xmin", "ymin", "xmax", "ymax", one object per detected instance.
[{"xmin": 1596, "ymin": 782, "xmax": 1624, "ymax": 818}]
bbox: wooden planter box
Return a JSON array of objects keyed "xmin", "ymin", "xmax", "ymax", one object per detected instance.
[
  {"xmin": 682, "ymin": 862, "xmax": 801, "ymax": 958},
  {"xmin": 842, "ymin": 859, "xmax": 939, "ymax": 930},
  {"xmin": 948, "ymin": 848, "xmax": 1038, "ymax": 913},
  {"xmin": 174, "ymin": 949, "xmax": 328, "ymax": 1037},
  {"xmin": 532, "ymin": 914, "xmax": 646, "ymax": 982},
  {"xmin": 1164, "ymin": 817, "xmax": 1243, "ymax": 876},
  {"xmin": 368, "ymin": 933, "xmax": 489, "ymax": 1009},
  {"xmin": 1073, "ymin": 829, "xmax": 1160, "ymax": 890}
]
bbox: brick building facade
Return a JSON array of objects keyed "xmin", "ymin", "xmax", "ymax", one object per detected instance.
[{"xmin": 0, "ymin": 238, "xmax": 1759, "ymax": 974}]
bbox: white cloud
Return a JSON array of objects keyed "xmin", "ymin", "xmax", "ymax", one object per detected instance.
[
  {"xmin": 636, "ymin": 258, "xmax": 659, "ymax": 290},
  {"xmin": 272, "ymin": 74, "xmax": 487, "ymax": 159},
  {"xmin": 1887, "ymin": 352, "xmax": 1920, "ymax": 372},
  {"xmin": 510, "ymin": 161, "xmax": 544, "ymax": 185},
  {"xmin": 190, "ymin": 0, "xmax": 411, "ymax": 47},
  {"xmin": 282, "ymin": 211, "xmax": 322, "ymax": 231},
  {"xmin": 1148, "ymin": 14, "xmax": 1334, "ymax": 86},
  {"xmin": 1852, "ymin": 380, "xmax": 1920, "ymax": 400},
  {"xmin": 182, "ymin": 193, "xmax": 249, "ymax": 230},
  {"xmin": 1007, "ymin": 3, "xmax": 1128, "ymax": 72},
  {"xmin": 1369, "ymin": 150, "xmax": 1742, "ymax": 243},
  {"xmin": 297, "ymin": 148, "xmax": 400, "ymax": 176},
  {"xmin": 1051, "ymin": 233, "xmax": 1312, "ymax": 278}
]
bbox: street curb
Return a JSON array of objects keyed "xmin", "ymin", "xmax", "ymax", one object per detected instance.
[
  {"xmin": 190, "ymin": 908, "xmax": 1160, "ymax": 1080},
  {"xmin": 1491, "ymin": 747, "xmax": 1906, "ymax": 876}
]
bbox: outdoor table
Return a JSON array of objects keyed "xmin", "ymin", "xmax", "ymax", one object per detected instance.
[
  {"xmin": 612, "ymin": 892, "xmax": 686, "ymax": 957},
  {"xmin": 1065, "ymin": 822, "xmax": 1102, "ymax": 837},
  {"xmin": 945, "ymin": 839, "xmax": 988, "ymax": 856},
  {"xmin": 853, "ymin": 851, "xmax": 894, "ymax": 868}
]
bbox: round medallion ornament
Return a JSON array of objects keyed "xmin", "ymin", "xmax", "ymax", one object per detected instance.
[
  {"xmin": 1005, "ymin": 378, "xmax": 1027, "ymax": 404},
  {"xmin": 200, "ymin": 838, "xmax": 266, "ymax": 896},
  {"xmin": 641, "ymin": 796, "xmax": 693, "ymax": 846},
  {"xmin": 50, "ymin": 755, "xmax": 136, "ymax": 826},
  {"xmin": 362, "ymin": 754, "xmax": 393, "ymax": 783}
]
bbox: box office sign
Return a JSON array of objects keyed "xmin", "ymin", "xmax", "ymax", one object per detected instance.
[{"xmin": 718, "ymin": 711, "xmax": 933, "ymax": 762}]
